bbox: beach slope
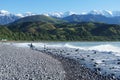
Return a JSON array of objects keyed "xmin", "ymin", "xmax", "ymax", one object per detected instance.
[{"xmin": 0, "ymin": 44, "xmax": 65, "ymax": 80}]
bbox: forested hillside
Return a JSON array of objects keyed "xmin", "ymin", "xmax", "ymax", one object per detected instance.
[{"xmin": 0, "ymin": 21, "xmax": 120, "ymax": 41}]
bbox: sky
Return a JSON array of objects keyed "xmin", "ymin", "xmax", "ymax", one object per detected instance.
[{"xmin": 0, "ymin": 0, "xmax": 120, "ymax": 14}]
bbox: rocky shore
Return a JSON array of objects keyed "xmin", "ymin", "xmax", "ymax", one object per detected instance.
[
  {"xmin": 0, "ymin": 44, "xmax": 65, "ymax": 80},
  {"xmin": 48, "ymin": 54, "xmax": 118, "ymax": 80},
  {"xmin": 0, "ymin": 43, "xmax": 120, "ymax": 80},
  {"xmin": 38, "ymin": 47, "xmax": 120, "ymax": 80}
]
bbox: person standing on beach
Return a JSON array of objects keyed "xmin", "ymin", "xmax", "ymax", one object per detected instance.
[
  {"xmin": 44, "ymin": 44, "xmax": 46, "ymax": 52},
  {"xmin": 30, "ymin": 43, "xmax": 34, "ymax": 49}
]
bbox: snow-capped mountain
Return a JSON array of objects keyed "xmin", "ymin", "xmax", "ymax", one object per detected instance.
[
  {"xmin": 101, "ymin": 10, "xmax": 113, "ymax": 17},
  {"xmin": 87, "ymin": 10, "xmax": 120, "ymax": 17},
  {"xmin": 87, "ymin": 10, "xmax": 113, "ymax": 17},
  {"xmin": 43, "ymin": 10, "xmax": 120, "ymax": 18},
  {"xmin": 1, "ymin": 10, "xmax": 120, "ymax": 25},
  {"xmin": 0, "ymin": 10, "xmax": 23, "ymax": 25},
  {"xmin": 43, "ymin": 12, "xmax": 63, "ymax": 17},
  {"xmin": 63, "ymin": 11, "xmax": 76, "ymax": 17},
  {"xmin": 23, "ymin": 12, "xmax": 36, "ymax": 17},
  {"xmin": 15, "ymin": 12, "xmax": 36, "ymax": 18},
  {"xmin": 0, "ymin": 10, "xmax": 10, "ymax": 16},
  {"xmin": 43, "ymin": 11, "xmax": 76, "ymax": 18},
  {"xmin": 0, "ymin": 10, "xmax": 36, "ymax": 25}
]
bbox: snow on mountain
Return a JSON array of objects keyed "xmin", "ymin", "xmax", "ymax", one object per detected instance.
[
  {"xmin": 0, "ymin": 10, "xmax": 22, "ymax": 25},
  {"xmin": 0, "ymin": 10, "xmax": 36, "ymax": 25},
  {"xmin": 0, "ymin": 10, "xmax": 23, "ymax": 18},
  {"xmin": 43, "ymin": 11, "xmax": 76, "ymax": 18},
  {"xmin": 87, "ymin": 10, "xmax": 120, "ymax": 17},
  {"xmin": 23, "ymin": 12, "xmax": 36, "ymax": 17},
  {"xmin": 88, "ymin": 10, "xmax": 102, "ymax": 15},
  {"xmin": 80, "ymin": 12, "xmax": 87, "ymax": 15},
  {"xmin": 1, "ymin": 10, "xmax": 120, "ymax": 25},
  {"xmin": 15, "ymin": 14, "xmax": 24, "ymax": 17},
  {"xmin": 0, "ymin": 10, "xmax": 10, "ymax": 16},
  {"xmin": 15, "ymin": 12, "xmax": 36, "ymax": 18},
  {"xmin": 88, "ymin": 10, "xmax": 113, "ymax": 17},
  {"xmin": 43, "ymin": 12, "xmax": 63, "ymax": 17},
  {"xmin": 102, "ymin": 10, "xmax": 113, "ymax": 17},
  {"xmin": 63, "ymin": 11, "xmax": 76, "ymax": 17},
  {"xmin": 43, "ymin": 10, "xmax": 120, "ymax": 18}
]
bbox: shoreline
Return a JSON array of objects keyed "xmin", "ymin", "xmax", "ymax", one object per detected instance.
[
  {"xmin": 34, "ymin": 45, "xmax": 120, "ymax": 80},
  {"xmin": 42, "ymin": 50, "xmax": 117, "ymax": 80},
  {"xmin": 1, "ymin": 41, "xmax": 120, "ymax": 44},
  {"xmin": 1, "ymin": 42, "xmax": 120, "ymax": 80}
]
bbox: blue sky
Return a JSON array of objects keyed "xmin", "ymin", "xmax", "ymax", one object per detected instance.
[{"xmin": 0, "ymin": 0, "xmax": 120, "ymax": 13}]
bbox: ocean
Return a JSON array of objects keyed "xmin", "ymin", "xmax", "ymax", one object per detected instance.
[
  {"xmin": 7, "ymin": 41, "xmax": 120, "ymax": 53},
  {"xmin": 44, "ymin": 42, "xmax": 120, "ymax": 53}
]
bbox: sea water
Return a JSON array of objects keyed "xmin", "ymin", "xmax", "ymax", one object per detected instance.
[
  {"xmin": 10, "ymin": 41, "xmax": 120, "ymax": 53},
  {"xmin": 45, "ymin": 42, "xmax": 120, "ymax": 53},
  {"xmin": 44, "ymin": 42, "xmax": 120, "ymax": 78},
  {"xmin": 7, "ymin": 41, "xmax": 120, "ymax": 54}
]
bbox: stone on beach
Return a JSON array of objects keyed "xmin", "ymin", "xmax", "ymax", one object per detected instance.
[{"xmin": 0, "ymin": 44, "xmax": 65, "ymax": 80}]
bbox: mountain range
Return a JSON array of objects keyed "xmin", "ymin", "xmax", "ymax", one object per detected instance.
[
  {"xmin": 1, "ymin": 10, "xmax": 120, "ymax": 25},
  {"xmin": 0, "ymin": 10, "xmax": 35, "ymax": 25},
  {"xmin": 1, "ymin": 19, "xmax": 120, "ymax": 41},
  {"xmin": 0, "ymin": 14, "xmax": 120, "ymax": 41},
  {"xmin": 44, "ymin": 10, "xmax": 120, "ymax": 18}
]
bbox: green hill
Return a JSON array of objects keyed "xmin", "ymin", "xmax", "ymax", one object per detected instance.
[
  {"xmin": 8, "ymin": 22, "xmax": 56, "ymax": 32},
  {"xmin": 0, "ymin": 22, "xmax": 120, "ymax": 41},
  {"xmin": 11, "ymin": 15, "xmax": 65, "ymax": 24}
]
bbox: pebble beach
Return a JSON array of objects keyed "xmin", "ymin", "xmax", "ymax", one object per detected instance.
[
  {"xmin": 0, "ymin": 44, "xmax": 65, "ymax": 80},
  {"xmin": 0, "ymin": 42, "xmax": 120, "ymax": 80}
]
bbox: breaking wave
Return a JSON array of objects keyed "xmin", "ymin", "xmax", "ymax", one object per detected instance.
[{"xmin": 64, "ymin": 43, "xmax": 120, "ymax": 53}]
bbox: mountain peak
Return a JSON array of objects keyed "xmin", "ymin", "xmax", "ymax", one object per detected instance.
[
  {"xmin": 43, "ymin": 11, "xmax": 76, "ymax": 18},
  {"xmin": 63, "ymin": 11, "xmax": 76, "ymax": 17},
  {"xmin": 45, "ymin": 12, "xmax": 63, "ymax": 17},
  {"xmin": 1, "ymin": 10, "xmax": 120, "ymax": 25},
  {"xmin": 88, "ymin": 10, "xmax": 114, "ymax": 17},
  {"xmin": 89, "ymin": 10, "xmax": 102, "ymax": 15},
  {"xmin": 0, "ymin": 10, "xmax": 10, "ymax": 14},
  {"xmin": 0, "ymin": 10, "xmax": 10, "ymax": 16},
  {"xmin": 101, "ymin": 10, "xmax": 113, "ymax": 17},
  {"xmin": 23, "ymin": 12, "xmax": 35, "ymax": 16},
  {"xmin": 15, "ymin": 14, "xmax": 24, "ymax": 17}
]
